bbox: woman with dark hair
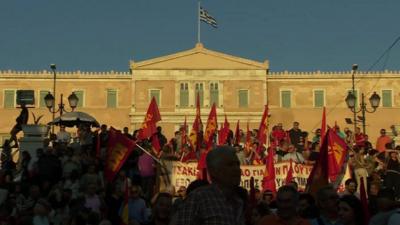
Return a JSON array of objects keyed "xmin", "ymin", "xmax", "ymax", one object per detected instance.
[{"xmin": 338, "ymin": 195, "xmax": 366, "ymax": 225}]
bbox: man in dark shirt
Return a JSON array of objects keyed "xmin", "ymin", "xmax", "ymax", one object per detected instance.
[
  {"xmin": 175, "ymin": 146, "xmax": 245, "ymax": 225},
  {"xmin": 288, "ymin": 121, "xmax": 303, "ymax": 151}
]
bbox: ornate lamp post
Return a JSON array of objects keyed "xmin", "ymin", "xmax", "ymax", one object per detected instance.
[
  {"xmin": 350, "ymin": 64, "xmax": 358, "ymax": 133},
  {"xmin": 345, "ymin": 91, "xmax": 380, "ymax": 135},
  {"xmin": 45, "ymin": 64, "xmax": 79, "ymax": 133}
]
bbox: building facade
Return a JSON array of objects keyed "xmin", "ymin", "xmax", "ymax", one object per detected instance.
[{"xmin": 0, "ymin": 43, "xmax": 399, "ymax": 143}]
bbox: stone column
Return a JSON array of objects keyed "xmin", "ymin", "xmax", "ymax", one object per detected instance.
[{"xmin": 19, "ymin": 125, "xmax": 49, "ymax": 162}]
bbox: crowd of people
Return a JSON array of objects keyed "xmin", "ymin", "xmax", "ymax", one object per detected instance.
[{"xmin": 0, "ymin": 119, "xmax": 399, "ymax": 225}]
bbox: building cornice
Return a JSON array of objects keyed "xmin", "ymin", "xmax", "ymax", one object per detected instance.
[{"xmin": 0, "ymin": 70, "xmax": 131, "ymax": 79}]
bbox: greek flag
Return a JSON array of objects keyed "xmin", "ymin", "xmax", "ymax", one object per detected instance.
[{"xmin": 200, "ymin": 7, "xmax": 217, "ymax": 28}]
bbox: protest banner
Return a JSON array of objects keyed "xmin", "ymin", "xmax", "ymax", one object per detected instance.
[
  {"xmin": 169, "ymin": 161, "xmax": 350, "ymax": 192},
  {"xmin": 274, "ymin": 161, "xmax": 313, "ymax": 191}
]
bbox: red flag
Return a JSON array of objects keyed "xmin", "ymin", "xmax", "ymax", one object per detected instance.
[
  {"xmin": 263, "ymin": 147, "xmax": 276, "ymax": 192},
  {"xmin": 234, "ymin": 120, "xmax": 240, "ymax": 145},
  {"xmin": 285, "ymin": 159, "xmax": 294, "ymax": 184},
  {"xmin": 204, "ymin": 103, "xmax": 218, "ymax": 150},
  {"xmin": 360, "ymin": 177, "xmax": 370, "ymax": 225},
  {"xmin": 321, "ymin": 106, "xmax": 326, "ymax": 144},
  {"xmin": 218, "ymin": 115, "xmax": 230, "ymax": 145},
  {"xmin": 138, "ymin": 97, "xmax": 161, "ymax": 140},
  {"xmin": 189, "ymin": 93, "xmax": 202, "ymax": 151},
  {"xmin": 197, "ymin": 151, "xmax": 208, "ymax": 175},
  {"xmin": 197, "ymin": 103, "xmax": 217, "ymax": 176},
  {"xmin": 202, "ymin": 168, "xmax": 208, "ymax": 181},
  {"xmin": 306, "ymin": 130, "xmax": 330, "ymax": 193},
  {"xmin": 306, "ymin": 128, "xmax": 348, "ymax": 192},
  {"xmin": 327, "ymin": 129, "xmax": 348, "ymax": 182},
  {"xmin": 151, "ymin": 134, "xmax": 161, "ymax": 155},
  {"xmin": 105, "ymin": 127, "xmax": 135, "ymax": 182},
  {"xmin": 120, "ymin": 178, "xmax": 129, "ymax": 225},
  {"xmin": 218, "ymin": 122, "xmax": 223, "ymax": 145},
  {"xmin": 256, "ymin": 105, "xmax": 269, "ymax": 154}
]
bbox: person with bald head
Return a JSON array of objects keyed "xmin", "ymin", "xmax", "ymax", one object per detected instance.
[{"xmin": 174, "ymin": 146, "xmax": 245, "ymax": 225}]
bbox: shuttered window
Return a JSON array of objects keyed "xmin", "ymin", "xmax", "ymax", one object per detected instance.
[
  {"xmin": 238, "ymin": 90, "xmax": 249, "ymax": 108},
  {"xmin": 382, "ymin": 90, "xmax": 392, "ymax": 107},
  {"xmin": 281, "ymin": 90, "xmax": 291, "ymax": 108},
  {"xmin": 107, "ymin": 89, "xmax": 117, "ymax": 108},
  {"xmin": 4, "ymin": 90, "xmax": 15, "ymax": 108},
  {"xmin": 195, "ymin": 83, "xmax": 204, "ymax": 107},
  {"xmin": 150, "ymin": 89, "xmax": 161, "ymax": 106},
  {"xmin": 210, "ymin": 82, "xmax": 219, "ymax": 107},
  {"xmin": 180, "ymin": 83, "xmax": 189, "ymax": 107},
  {"xmin": 314, "ymin": 90, "xmax": 325, "ymax": 108}
]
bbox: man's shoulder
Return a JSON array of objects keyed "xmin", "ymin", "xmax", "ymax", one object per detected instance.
[{"xmin": 188, "ymin": 184, "xmax": 215, "ymax": 196}]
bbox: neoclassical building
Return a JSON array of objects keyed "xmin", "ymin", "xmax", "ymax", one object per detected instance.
[{"xmin": 0, "ymin": 43, "xmax": 399, "ymax": 143}]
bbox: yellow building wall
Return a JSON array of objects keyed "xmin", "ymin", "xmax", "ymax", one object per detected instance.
[{"xmin": 1, "ymin": 47, "xmax": 400, "ymax": 145}]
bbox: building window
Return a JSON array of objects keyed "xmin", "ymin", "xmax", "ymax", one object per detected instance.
[
  {"xmin": 4, "ymin": 90, "xmax": 15, "ymax": 108},
  {"xmin": 281, "ymin": 90, "xmax": 291, "ymax": 108},
  {"xmin": 314, "ymin": 90, "xmax": 325, "ymax": 108},
  {"xmin": 210, "ymin": 82, "xmax": 219, "ymax": 107},
  {"xmin": 150, "ymin": 89, "xmax": 161, "ymax": 106},
  {"xmin": 74, "ymin": 90, "xmax": 84, "ymax": 108},
  {"xmin": 382, "ymin": 90, "xmax": 392, "ymax": 107},
  {"xmin": 195, "ymin": 83, "xmax": 204, "ymax": 107},
  {"xmin": 39, "ymin": 90, "xmax": 49, "ymax": 108},
  {"xmin": 180, "ymin": 83, "xmax": 189, "ymax": 107},
  {"xmin": 107, "ymin": 89, "xmax": 117, "ymax": 108},
  {"xmin": 238, "ymin": 90, "xmax": 249, "ymax": 108}
]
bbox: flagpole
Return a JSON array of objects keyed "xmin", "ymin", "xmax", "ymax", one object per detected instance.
[
  {"xmin": 198, "ymin": 1, "xmax": 201, "ymax": 43},
  {"xmin": 135, "ymin": 143, "xmax": 163, "ymax": 165}
]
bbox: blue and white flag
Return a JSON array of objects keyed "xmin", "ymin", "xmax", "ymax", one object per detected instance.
[{"xmin": 200, "ymin": 7, "xmax": 217, "ymax": 28}]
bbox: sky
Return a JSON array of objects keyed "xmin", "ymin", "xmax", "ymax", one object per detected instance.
[{"xmin": 1, "ymin": 0, "xmax": 400, "ymax": 72}]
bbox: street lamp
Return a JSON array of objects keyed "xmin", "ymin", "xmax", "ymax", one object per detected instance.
[
  {"xmin": 44, "ymin": 92, "xmax": 79, "ymax": 115},
  {"xmin": 46, "ymin": 64, "xmax": 79, "ymax": 133},
  {"xmin": 349, "ymin": 64, "xmax": 358, "ymax": 133},
  {"xmin": 345, "ymin": 91, "xmax": 380, "ymax": 135}
]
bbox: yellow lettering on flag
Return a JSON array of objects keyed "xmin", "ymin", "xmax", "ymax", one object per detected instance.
[
  {"xmin": 329, "ymin": 142, "xmax": 344, "ymax": 164},
  {"xmin": 107, "ymin": 143, "xmax": 127, "ymax": 172}
]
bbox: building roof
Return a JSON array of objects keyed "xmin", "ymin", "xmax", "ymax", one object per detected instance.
[{"xmin": 130, "ymin": 43, "xmax": 269, "ymax": 70}]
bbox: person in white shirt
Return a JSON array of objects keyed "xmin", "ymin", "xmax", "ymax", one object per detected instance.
[
  {"xmin": 56, "ymin": 126, "xmax": 71, "ymax": 144},
  {"xmin": 282, "ymin": 144, "xmax": 305, "ymax": 163}
]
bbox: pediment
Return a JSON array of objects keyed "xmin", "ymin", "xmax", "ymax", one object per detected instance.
[{"xmin": 131, "ymin": 43, "xmax": 268, "ymax": 70}]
